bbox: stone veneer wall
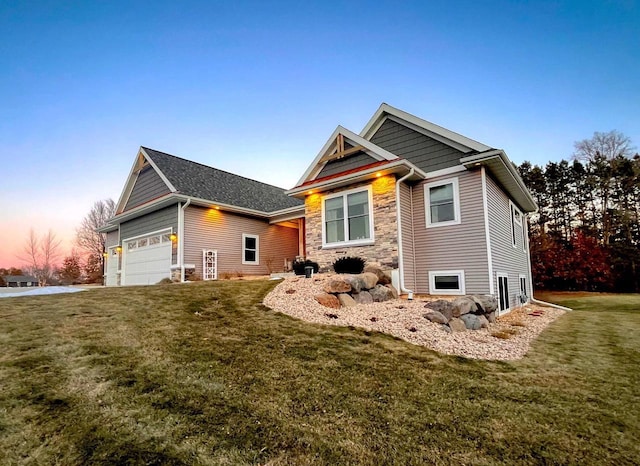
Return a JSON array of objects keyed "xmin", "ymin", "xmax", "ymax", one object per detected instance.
[{"xmin": 305, "ymin": 175, "xmax": 399, "ymax": 271}]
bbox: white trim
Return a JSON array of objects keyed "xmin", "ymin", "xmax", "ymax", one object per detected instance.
[
  {"xmin": 321, "ymin": 185, "xmax": 375, "ymax": 248},
  {"xmin": 360, "ymin": 103, "xmax": 491, "ymax": 153},
  {"xmin": 496, "ymin": 272, "xmax": 510, "ymax": 315},
  {"xmin": 287, "ymin": 159, "xmax": 426, "ymax": 197},
  {"xmin": 423, "ymin": 165, "xmax": 467, "ymax": 179},
  {"xmin": 522, "ymin": 215, "xmax": 527, "ymax": 253},
  {"xmin": 121, "ymin": 228, "xmax": 171, "ymax": 244},
  {"xmin": 428, "ymin": 270, "xmax": 466, "ymax": 295},
  {"xmin": 242, "ymin": 233, "xmax": 259, "ymax": 265},
  {"xmin": 424, "ymin": 177, "xmax": 461, "ymax": 228},
  {"xmin": 510, "ymin": 201, "xmax": 522, "ymax": 249},
  {"xmin": 295, "ymin": 125, "xmax": 399, "ymax": 187},
  {"xmin": 481, "ymin": 167, "xmax": 494, "ymax": 295}
]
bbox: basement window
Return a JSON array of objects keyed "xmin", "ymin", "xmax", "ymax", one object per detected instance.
[{"xmin": 428, "ymin": 270, "xmax": 465, "ymax": 295}]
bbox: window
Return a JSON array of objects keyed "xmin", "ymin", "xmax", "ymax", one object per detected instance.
[
  {"xmin": 510, "ymin": 202, "xmax": 522, "ymax": 248},
  {"xmin": 497, "ymin": 273, "xmax": 509, "ymax": 312},
  {"xmin": 127, "ymin": 241, "xmax": 137, "ymax": 251},
  {"xmin": 322, "ymin": 187, "xmax": 374, "ymax": 247},
  {"xmin": 242, "ymin": 234, "xmax": 259, "ymax": 265},
  {"xmin": 424, "ymin": 178, "xmax": 461, "ymax": 227},
  {"xmin": 519, "ymin": 274, "xmax": 527, "ymax": 299},
  {"xmin": 522, "ymin": 217, "xmax": 527, "ymax": 252},
  {"xmin": 428, "ymin": 270, "xmax": 465, "ymax": 295}
]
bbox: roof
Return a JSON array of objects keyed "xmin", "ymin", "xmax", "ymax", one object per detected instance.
[
  {"xmin": 3, "ymin": 275, "xmax": 38, "ymax": 282},
  {"xmin": 141, "ymin": 147, "xmax": 303, "ymax": 213}
]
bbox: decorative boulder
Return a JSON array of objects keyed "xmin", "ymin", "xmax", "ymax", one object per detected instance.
[
  {"xmin": 385, "ymin": 284, "xmax": 399, "ymax": 299},
  {"xmin": 337, "ymin": 293, "xmax": 357, "ymax": 307},
  {"xmin": 453, "ymin": 297, "xmax": 476, "ymax": 317},
  {"xmin": 477, "ymin": 315, "xmax": 490, "ymax": 328},
  {"xmin": 323, "ymin": 278, "xmax": 351, "ymax": 294},
  {"xmin": 448, "ymin": 318, "xmax": 467, "ymax": 333},
  {"xmin": 341, "ymin": 275, "xmax": 365, "ymax": 294},
  {"xmin": 315, "ymin": 292, "xmax": 340, "ymax": 309},
  {"xmin": 424, "ymin": 299, "xmax": 455, "ymax": 321},
  {"xmin": 360, "ymin": 272, "xmax": 379, "ymax": 290},
  {"xmin": 471, "ymin": 295, "xmax": 498, "ymax": 314},
  {"xmin": 363, "ymin": 265, "xmax": 392, "ymax": 285},
  {"xmin": 424, "ymin": 311, "xmax": 449, "ymax": 324},
  {"xmin": 487, "ymin": 311, "xmax": 496, "ymax": 323},
  {"xmin": 370, "ymin": 284, "xmax": 395, "ymax": 302},
  {"xmin": 461, "ymin": 314, "xmax": 484, "ymax": 330},
  {"xmin": 353, "ymin": 290, "xmax": 373, "ymax": 304},
  {"xmin": 441, "ymin": 324, "xmax": 452, "ymax": 334}
]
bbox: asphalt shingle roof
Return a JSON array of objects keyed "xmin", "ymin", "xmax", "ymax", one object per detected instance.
[{"xmin": 142, "ymin": 147, "xmax": 303, "ymax": 213}]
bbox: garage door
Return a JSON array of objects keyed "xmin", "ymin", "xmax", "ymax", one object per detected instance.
[{"xmin": 123, "ymin": 232, "xmax": 172, "ymax": 285}]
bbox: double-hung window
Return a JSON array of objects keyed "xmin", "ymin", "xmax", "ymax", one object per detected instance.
[
  {"xmin": 425, "ymin": 177, "xmax": 461, "ymax": 227},
  {"xmin": 242, "ymin": 234, "xmax": 259, "ymax": 265},
  {"xmin": 323, "ymin": 187, "xmax": 373, "ymax": 247},
  {"xmin": 510, "ymin": 202, "xmax": 522, "ymax": 248}
]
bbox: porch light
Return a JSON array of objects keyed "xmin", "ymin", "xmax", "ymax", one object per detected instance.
[
  {"xmin": 102, "ymin": 252, "xmax": 108, "ymax": 258},
  {"xmin": 170, "ymin": 233, "xmax": 177, "ymax": 241},
  {"xmin": 116, "ymin": 246, "xmax": 122, "ymax": 253}
]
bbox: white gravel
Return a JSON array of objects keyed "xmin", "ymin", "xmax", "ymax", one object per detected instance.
[{"xmin": 264, "ymin": 275, "xmax": 566, "ymax": 361}]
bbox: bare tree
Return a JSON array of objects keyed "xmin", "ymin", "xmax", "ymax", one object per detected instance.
[
  {"xmin": 21, "ymin": 229, "xmax": 62, "ymax": 286},
  {"xmin": 573, "ymin": 130, "xmax": 635, "ymax": 162},
  {"xmin": 76, "ymin": 199, "xmax": 116, "ymax": 274}
]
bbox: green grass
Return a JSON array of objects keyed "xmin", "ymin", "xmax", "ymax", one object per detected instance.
[{"xmin": 0, "ymin": 283, "xmax": 638, "ymax": 465}]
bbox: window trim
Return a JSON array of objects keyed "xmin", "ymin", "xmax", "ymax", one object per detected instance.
[
  {"xmin": 428, "ymin": 270, "xmax": 466, "ymax": 295},
  {"xmin": 510, "ymin": 201, "xmax": 523, "ymax": 248},
  {"xmin": 497, "ymin": 272, "xmax": 510, "ymax": 313},
  {"xmin": 519, "ymin": 274, "xmax": 527, "ymax": 296},
  {"xmin": 321, "ymin": 185, "xmax": 375, "ymax": 248},
  {"xmin": 424, "ymin": 177, "xmax": 461, "ymax": 228},
  {"xmin": 242, "ymin": 233, "xmax": 259, "ymax": 265}
]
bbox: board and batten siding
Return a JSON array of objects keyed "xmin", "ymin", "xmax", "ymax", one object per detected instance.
[
  {"xmin": 316, "ymin": 152, "xmax": 377, "ymax": 178},
  {"xmin": 370, "ymin": 118, "xmax": 463, "ymax": 173},
  {"xmin": 412, "ymin": 169, "xmax": 490, "ymax": 294},
  {"xmin": 124, "ymin": 166, "xmax": 171, "ymax": 211},
  {"xmin": 120, "ymin": 205, "xmax": 178, "ymax": 241},
  {"xmin": 184, "ymin": 206, "xmax": 299, "ymax": 277},
  {"xmin": 105, "ymin": 230, "xmax": 119, "ymax": 248},
  {"xmin": 399, "ymin": 182, "xmax": 416, "ymax": 290},
  {"xmin": 485, "ymin": 173, "xmax": 531, "ymax": 309}
]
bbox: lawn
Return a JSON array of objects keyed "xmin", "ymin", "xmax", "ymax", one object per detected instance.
[{"xmin": 0, "ymin": 282, "xmax": 638, "ymax": 465}]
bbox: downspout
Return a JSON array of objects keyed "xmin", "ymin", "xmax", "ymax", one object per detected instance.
[
  {"xmin": 396, "ymin": 168, "xmax": 415, "ymax": 300},
  {"xmin": 178, "ymin": 199, "xmax": 191, "ymax": 282}
]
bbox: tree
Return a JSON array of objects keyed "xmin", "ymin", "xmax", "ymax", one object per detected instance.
[
  {"xmin": 57, "ymin": 252, "xmax": 83, "ymax": 285},
  {"xmin": 84, "ymin": 254, "xmax": 104, "ymax": 284},
  {"xmin": 21, "ymin": 229, "xmax": 62, "ymax": 286},
  {"xmin": 573, "ymin": 130, "xmax": 635, "ymax": 162},
  {"xmin": 76, "ymin": 199, "xmax": 115, "ymax": 283}
]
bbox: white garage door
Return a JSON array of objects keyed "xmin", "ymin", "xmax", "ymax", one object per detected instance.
[{"xmin": 123, "ymin": 232, "xmax": 172, "ymax": 285}]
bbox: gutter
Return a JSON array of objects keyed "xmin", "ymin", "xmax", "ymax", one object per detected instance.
[
  {"xmin": 530, "ymin": 298, "xmax": 573, "ymax": 312},
  {"xmin": 395, "ymin": 168, "xmax": 415, "ymax": 300},
  {"xmin": 178, "ymin": 199, "xmax": 191, "ymax": 282}
]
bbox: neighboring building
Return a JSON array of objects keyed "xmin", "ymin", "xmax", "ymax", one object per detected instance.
[
  {"xmin": 103, "ymin": 103, "xmax": 537, "ymax": 314},
  {"xmin": 3, "ymin": 275, "xmax": 38, "ymax": 287}
]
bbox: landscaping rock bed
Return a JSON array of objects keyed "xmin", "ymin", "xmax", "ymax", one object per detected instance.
[{"xmin": 263, "ymin": 274, "xmax": 566, "ymax": 361}]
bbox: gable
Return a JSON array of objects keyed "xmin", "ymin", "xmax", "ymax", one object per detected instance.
[
  {"xmin": 370, "ymin": 118, "xmax": 465, "ymax": 173},
  {"xmin": 316, "ymin": 151, "xmax": 380, "ymax": 178},
  {"xmin": 124, "ymin": 165, "xmax": 172, "ymax": 211}
]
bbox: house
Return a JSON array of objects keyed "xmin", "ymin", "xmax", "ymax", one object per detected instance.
[
  {"xmin": 3, "ymin": 275, "xmax": 38, "ymax": 287},
  {"xmin": 103, "ymin": 103, "xmax": 536, "ymax": 314}
]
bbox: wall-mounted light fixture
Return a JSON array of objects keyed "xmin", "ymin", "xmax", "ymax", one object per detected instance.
[{"xmin": 169, "ymin": 233, "xmax": 177, "ymax": 241}]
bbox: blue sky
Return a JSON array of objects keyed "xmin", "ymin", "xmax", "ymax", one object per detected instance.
[{"xmin": 1, "ymin": 0, "xmax": 638, "ymax": 267}]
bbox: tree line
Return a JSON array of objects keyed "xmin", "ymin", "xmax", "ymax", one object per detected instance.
[{"xmin": 518, "ymin": 130, "xmax": 639, "ymax": 292}]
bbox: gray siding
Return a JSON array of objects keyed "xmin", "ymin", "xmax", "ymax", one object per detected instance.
[
  {"xmin": 120, "ymin": 205, "xmax": 178, "ymax": 241},
  {"xmin": 486, "ymin": 173, "xmax": 532, "ymax": 309},
  {"xmin": 317, "ymin": 152, "xmax": 377, "ymax": 178},
  {"xmin": 184, "ymin": 206, "xmax": 299, "ymax": 277},
  {"xmin": 412, "ymin": 170, "xmax": 490, "ymax": 294},
  {"xmin": 124, "ymin": 166, "xmax": 170, "ymax": 211},
  {"xmin": 370, "ymin": 119, "xmax": 463, "ymax": 173},
  {"xmin": 399, "ymin": 182, "xmax": 416, "ymax": 290},
  {"xmin": 105, "ymin": 230, "xmax": 119, "ymax": 248}
]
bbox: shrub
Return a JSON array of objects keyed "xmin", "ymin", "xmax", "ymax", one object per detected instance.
[
  {"xmin": 293, "ymin": 260, "xmax": 319, "ymax": 276},
  {"xmin": 332, "ymin": 256, "xmax": 366, "ymax": 274},
  {"xmin": 157, "ymin": 277, "xmax": 173, "ymax": 285}
]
